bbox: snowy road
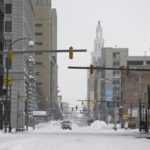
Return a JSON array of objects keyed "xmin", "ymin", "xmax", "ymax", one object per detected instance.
[{"xmin": 0, "ymin": 121, "xmax": 150, "ymax": 150}]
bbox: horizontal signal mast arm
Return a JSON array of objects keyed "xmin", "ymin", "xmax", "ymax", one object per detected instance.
[
  {"xmin": 0, "ymin": 49, "xmax": 87, "ymax": 55},
  {"xmin": 68, "ymin": 66, "xmax": 150, "ymax": 71}
]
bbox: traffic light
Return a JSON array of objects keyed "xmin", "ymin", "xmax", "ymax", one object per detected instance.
[
  {"xmin": 147, "ymin": 85, "xmax": 150, "ymax": 109},
  {"xmin": 126, "ymin": 65, "xmax": 129, "ymax": 76},
  {"xmin": 81, "ymin": 101, "xmax": 84, "ymax": 106},
  {"xmin": 90, "ymin": 64, "xmax": 94, "ymax": 75},
  {"xmin": 76, "ymin": 105, "xmax": 78, "ymax": 111},
  {"xmin": 6, "ymin": 48, "xmax": 14, "ymax": 69},
  {"xmin": 8, "ymin": 48, "xmax": 14, "ymax": 63},
  {"xmin": 69, "ymin": 46, "xmax": 73, "ymax": 59}
]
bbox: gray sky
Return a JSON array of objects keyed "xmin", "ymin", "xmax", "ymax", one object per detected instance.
[{"xmin": 52, "ymin": 0, "xmax": 150, "ymax": 105}]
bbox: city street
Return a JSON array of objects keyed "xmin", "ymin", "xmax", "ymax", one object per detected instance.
[{"xmin": 0, "ymin": 121, "xmax": 150, "ymax": 150}]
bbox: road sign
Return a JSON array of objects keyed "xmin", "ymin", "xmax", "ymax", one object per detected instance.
[{"xmin": 3, "ymin": 76, "xmax": 12, "ymax": 86}]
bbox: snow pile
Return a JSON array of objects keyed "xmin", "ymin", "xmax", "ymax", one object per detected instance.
[{"xmin": 89, "ymin": 120, "xmax": 109, "ymax": 130}]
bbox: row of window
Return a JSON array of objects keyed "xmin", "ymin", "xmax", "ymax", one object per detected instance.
[
  {"xmin": 33, "ymin": 0, "xmax": 50, "ymax": 4},
  {"xmin": 4, "ymin": 21, "xmax": 43, "ymax": 35}
]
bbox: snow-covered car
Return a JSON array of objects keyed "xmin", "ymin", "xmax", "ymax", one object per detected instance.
[{"xmin": 61, "ymin": 120, "xmax": 72, "ymax": 130}]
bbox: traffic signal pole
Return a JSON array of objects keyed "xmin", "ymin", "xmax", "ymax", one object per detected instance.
[
  {"xmin": 68, "ymin": 65, "xmax": 150, "ymax": 130},
  {"xmin": 0, "ymin": 47, "xmax": 87, "ymax": 132}
]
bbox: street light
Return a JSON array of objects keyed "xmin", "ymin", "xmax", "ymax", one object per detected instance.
[{"xmin": 4, "ymin": 37, "xmax": 33, "ymax": 133}]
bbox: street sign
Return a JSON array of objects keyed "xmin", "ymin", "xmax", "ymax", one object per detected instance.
[{"xmin": 3, "ymin": 76, "xmax": 12, "ymax": 86}]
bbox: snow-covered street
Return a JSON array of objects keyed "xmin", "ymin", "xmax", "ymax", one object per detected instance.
[{"xmin": 0, "ymin": 121, "xmax": 150, "ymax": 150}]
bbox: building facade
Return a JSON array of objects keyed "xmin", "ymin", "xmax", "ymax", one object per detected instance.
[
  {"xmin": 0, "ymin": 0, "xmax": 3, "ymax": 94},
  {"xmin": 0, "ymin": 0, "xmax": 4, "ymax": 129},
  {"xmin": 121, "ymin": 56, "xmax": 150, "ymax": 125},
  {"xmin": 100, "ymin": 47, "xmax": 128, "ymax": 122},
  {"xmin": 4, "ymin": 0, "xmax": 35, "ymax": 129},
  {"xmin": 32, "ymin": 0, "xmax": 58, "ymax": 119}
]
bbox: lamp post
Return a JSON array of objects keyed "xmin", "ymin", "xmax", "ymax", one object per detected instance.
[{"xmin": 4, "ymin": 37, "xmax": 33, "ymax": 132}]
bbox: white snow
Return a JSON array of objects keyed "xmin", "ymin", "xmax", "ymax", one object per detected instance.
[{"xmin": 0, "ymin": 121, "xmax": 149, "ymax": 150}]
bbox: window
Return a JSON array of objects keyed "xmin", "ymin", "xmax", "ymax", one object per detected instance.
[
  {"xmin": 36, "ymin": 72, "xmax": 42, "ymax": 75},
  {"xmin": 35, "ymin": 42, "xmax": 42, "ymax": 45},
  {"xmin": 35, "ymin": 23, "xmax": 43, "ymax": 27},
  {"xmin": 35, "ymin": 52, "xmax": 42, "ymax": 55},
  {"xmin": 113, "ymin": 52, "xmax": 120, "ymax": 60},
  {"xmin": 146, "ymin": 61, "xmax": 150, "ymax": 65},
  {"xmin": 34, "ymin": 0, "xmax": 49, "ymax": 4},
  {"xmin": 35, "ymin": 62, "xmax": 42, "ymax": 65},
  {"xmin": 36, "ymin": 82, "xmax": 42, "ymax": 86},
  {"xmin": 5, "ymin": 21, "xmax": 12, "ymax": 32},
  {"xmin": 127, "ymin": 61, "xmax": 143, "ymax": 65},
  {"xmin": 113, "ymin": 80, "xmax": 120, "ymax": 85},
  {"xmin": 113, "ymin": 70, "xmax": 120, "ymax": 76},
  {"xmin": 5, "ymin": 4, "xmax": 12, "ymax": 14},
  {"xmin": 5, "ymin": 40, "xmax": 11, "ymax": 49},
  {"xmin": 113, "ymin": 61, "xmax": 120, "ymax": 67},
  {"xmin": 35, "ymin": 32, "xmax": 42, "ymax": 36}
]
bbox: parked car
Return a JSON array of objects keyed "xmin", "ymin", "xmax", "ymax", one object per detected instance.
[
  {"xmin": 61, "ymin": 120, "xmax": 72, "ymax": 130},
  {"xmin": 128, "ymin": 122, "xmax": 136, "ymax": 129}
]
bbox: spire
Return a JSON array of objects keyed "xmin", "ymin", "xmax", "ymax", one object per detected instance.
[
  {"xmin": 94, "ymin": 20, "xmax": 104, "ymax": 51},
  {"xmin": 96, "ymin": 20, "xmax": 102, "ymax": 38}
]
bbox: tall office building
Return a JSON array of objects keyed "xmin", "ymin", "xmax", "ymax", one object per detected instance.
[
  {"xmin": 50, "ymin": 8, "xmax": 59, "ymax": 119},
  {"xmin": 32, "ymin": 0, "xmax": 58, "ymax": 119},
  {"xmin": 0, "ymin": 0, "xmax": 4, "ymax": 129},
  {"xmin": 100, "ymin": 47, "xmax": 128, "ymax": 122},
  {"xmin": 0, "ymin": 0, "xmax": 3, "ymax": 94},
  {"xmin": 4, "ymin": 0, "xmax": 35, "ymax": 129}
]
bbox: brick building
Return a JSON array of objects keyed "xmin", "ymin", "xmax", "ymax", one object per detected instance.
[{"xmin": 121, "ymin": 70, "xmax": 150, "ymax": 119}]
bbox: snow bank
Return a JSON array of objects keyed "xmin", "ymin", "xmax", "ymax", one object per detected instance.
[{"xmin": 90, "ymin": 120, "xmax": 108, "ymax": 130}]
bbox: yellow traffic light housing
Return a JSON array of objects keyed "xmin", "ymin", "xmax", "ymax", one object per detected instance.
[
  {"xmin": 69, "ymin": 46, "xmax": 73, "ymax": 59},
  {"xmin": 90, "ymin": 64, "xmax": 94, "ymax": 75},
  {"xmin": 8, "ymin": 48, "xmax": 14, "ymax": 66}
]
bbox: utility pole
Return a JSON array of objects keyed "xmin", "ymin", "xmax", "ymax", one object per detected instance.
[{"xmin": 113, "ymin": 83, "xmax": 117, "ymax": 131}]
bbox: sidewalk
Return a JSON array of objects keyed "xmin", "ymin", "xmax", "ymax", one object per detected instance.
[{"xmin": 136, "ymin": 132, "xmax": 150, "ymax": 139}]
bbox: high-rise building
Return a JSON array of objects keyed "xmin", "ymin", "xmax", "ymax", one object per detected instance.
[
  {"xmin": 50, "ymin": 8, "xmax": 59, "ymax": 119},
  {"xmin": 4, "ymin": 0, "xmax": 35, "ymax": 129},
  {"xmin": 32, "ymin": 0, "xmax": 58, "ymax": 119},
  {"xmin": 0, "ymin": 0, "xmax": 4, "ymax": 130},
  {"xmin": 0, "ymin": 0, "xmax": 3, "ymax": 66},
  {"xmin": 0, "ymin": 0, "xmax": 3, "ymax": 94},
  {"xmin": 101, "ymin": 47, "xmax": 128, "ymax": 122}
]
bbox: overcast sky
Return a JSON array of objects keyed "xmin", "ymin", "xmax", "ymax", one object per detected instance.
[{"xmin": 52, "ymin": 0, "xmax": 150, "ymax": 105}]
